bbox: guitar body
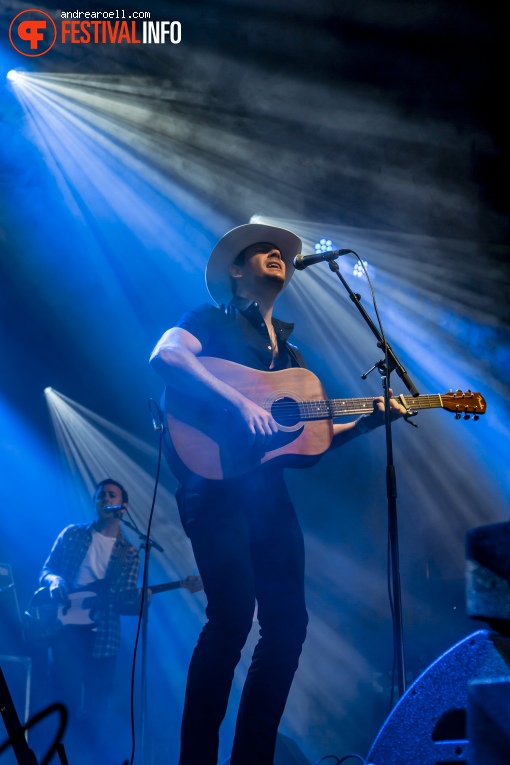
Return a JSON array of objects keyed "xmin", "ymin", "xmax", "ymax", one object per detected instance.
[
  {"xmin": 163, "ymin": 358, "xmax": 334, "ymax": 481},
  {"xmin": 25, "ymin": 584, "xmax": 104, "ymax": 641},
  {"xmin": 24, "ymin": 576, "xmax": 203, "ymax": 642}
]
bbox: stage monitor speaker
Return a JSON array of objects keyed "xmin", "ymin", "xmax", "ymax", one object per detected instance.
[
  {"xmin": 221, "ymin": 732, "xmax": 310, "ymax": 765},
  {"xmin": 366, "ymin": 629, "xmax": 510, "ymax": 765},
  {"xmin": 468, "ymin": 677, "xmax": 510, "ymax": 765}
]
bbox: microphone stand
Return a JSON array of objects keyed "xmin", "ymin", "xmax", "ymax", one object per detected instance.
[
  {"xmin": 328, "ymin": 259, "xmax": 419, "ymax": 701},
  {"xmin": 121, "ymin": 518, "xmax": 164, "ymax": 764}
]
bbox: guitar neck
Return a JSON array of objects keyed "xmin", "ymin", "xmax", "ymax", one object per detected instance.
[
  {"xmin": 298, "ymin": 394, "xmax": 444, "ymax": 421},
  {"xmin": 149, "ymin": 581, "xmax": 182, "ymax": 595}
]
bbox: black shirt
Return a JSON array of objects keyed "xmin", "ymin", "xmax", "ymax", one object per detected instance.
[
  {"xmin": 175, "ymin": 297, "xmax": 306, "ymax": 372},
  {"xmin": 170, "ymin": 297, "xmax": 307, "ymax": 514}
]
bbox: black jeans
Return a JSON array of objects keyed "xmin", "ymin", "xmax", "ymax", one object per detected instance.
[
  {"xmin": 177, "ymin": 470, "xmax": 308, "ymax": 765},
  {"xmin": 49, "ymin": 626, "xmax": 117, "ymax": 765}
]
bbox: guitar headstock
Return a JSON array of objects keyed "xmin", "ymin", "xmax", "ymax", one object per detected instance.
[
  {"xmin": 181, "ymin": 575, "xmax": 204, "ymax": 594},
  {"xmin": 441, "ymin": 390, "xmax": 486, "ymax": 420}
]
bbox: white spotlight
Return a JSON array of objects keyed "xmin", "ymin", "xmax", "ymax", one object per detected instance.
[
  {"xmin": 315, "ymin": 238, "xmax": 334, "ymax": 254},
  {"xmin": 353, "ymin": 260, "xmax": 369, "ymax": 278},
  {"xmin": 44, "ymin": 386, "xmax": 53, "ymax": 394},
  {"xmin": 7, "ymin": 69, "xmax": 23, "ymax": 82}
]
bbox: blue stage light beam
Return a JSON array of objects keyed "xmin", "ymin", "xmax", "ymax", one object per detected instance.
[{"xmin": 249, "ymin": 214, "xmax": 510, "ymax": 536}]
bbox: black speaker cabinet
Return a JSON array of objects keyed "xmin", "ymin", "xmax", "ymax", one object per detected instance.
[
  {"xmin": 366, "ymin": 630, "xmax": 510, "ymax": 765},
  {"xmin": 0, "ymin": 563, "xmax": 25, "ymax": 655}
]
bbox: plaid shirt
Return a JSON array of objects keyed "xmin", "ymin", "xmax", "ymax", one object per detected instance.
[{"xmin": 39, "ymin": 523, "xmax": 140, "ymax": 658}]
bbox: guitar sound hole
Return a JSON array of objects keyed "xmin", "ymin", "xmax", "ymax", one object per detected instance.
[{"xmin": 271, "ymin": 397, "xmax": 301, "ymax": 427}]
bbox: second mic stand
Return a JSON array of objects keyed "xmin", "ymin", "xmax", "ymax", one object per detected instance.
[
  {"xmin": 329, "ymin": 259, "xmax": 419, "ymax": 701},
  {"xmin": 121, "ymin": 517, "xmax": 164, "ymax": 765}
]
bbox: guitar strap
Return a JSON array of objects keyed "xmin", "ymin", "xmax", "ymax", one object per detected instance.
[{"xmin": 285, "ymin": 341, "xmax": 307, "ymax": 370}]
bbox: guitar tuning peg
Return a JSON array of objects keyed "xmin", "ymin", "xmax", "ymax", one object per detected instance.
[
  {"xmin": 463, "ymin": 414, "xmax": 471, "ymax": 420},
  {"xmin": 455, "ymin": 413, "xmax": 461, "ymax": 419},
  {"xmin": 473, "ymin": 415, "xmax": 480, "ymax": 421}
]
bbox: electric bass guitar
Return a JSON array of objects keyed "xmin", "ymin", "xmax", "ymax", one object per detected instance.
[
  {"xmin": 25, "ymin": 574, "xmax": 203, "ymax": 641},
  {"xmin": 162, "ymin": 357, "xmax": 486, "ymax": 480}
]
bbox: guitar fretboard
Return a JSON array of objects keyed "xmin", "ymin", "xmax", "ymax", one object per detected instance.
[
  {"xmin": 271, "ymin": 394, "xmax": 443, "ymax": 423},
  {"xmin": 150, "ymin": 581, "xmax": 181, "ymax": 595},
  {"xmin": 330, "ymin": 394, "xmax": 442, "ymax": 418}
]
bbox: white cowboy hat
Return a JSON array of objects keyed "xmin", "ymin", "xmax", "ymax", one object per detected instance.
[{"xmin": 205, "ymin": 223, "xmax": 302, "ymax": 305}]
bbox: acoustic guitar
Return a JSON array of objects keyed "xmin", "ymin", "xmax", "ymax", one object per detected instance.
[
  {"xmin": 162, "ymin": 357, "xmax": 486, "ymax": 480},
  {"xmin": 25, "ymin": 574, "xmax": 203, "ymax": 641}
]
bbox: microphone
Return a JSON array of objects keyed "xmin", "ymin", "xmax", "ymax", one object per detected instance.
[
  {"xmin": 293, "ymin": 249, "xmax": 352, "ymax": 271},
  {"xmin": 104, "ymin": 505, "xmax": 125, "ymax": 515}
]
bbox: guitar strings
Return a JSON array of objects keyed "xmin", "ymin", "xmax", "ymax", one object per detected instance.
[{"xmin": 261, "ymin": 395, "xmax": 447, "ymax": 422}]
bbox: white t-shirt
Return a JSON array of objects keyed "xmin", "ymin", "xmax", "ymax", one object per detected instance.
[{"xmin": 73, "ymin": 531, "xmax": 116, "ymax": 588}]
